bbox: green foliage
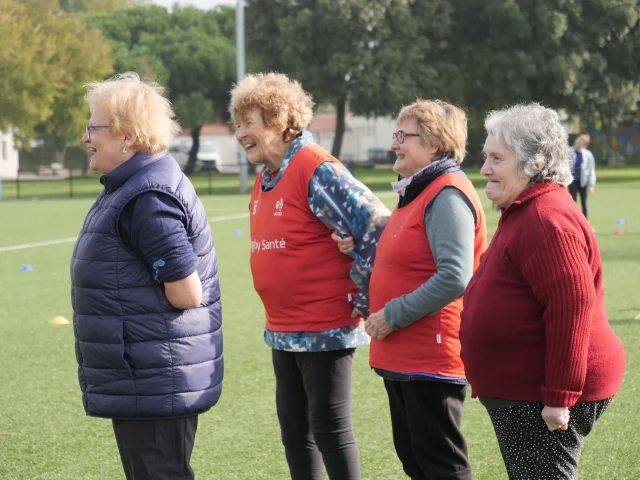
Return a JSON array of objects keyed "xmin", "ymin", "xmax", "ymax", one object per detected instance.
[
  {"xmin": 246, "ymin": 0, "xmax": 640, "ymax": 158},
  {"xmin": 246, "ymin": 0, "xmax": 426, "ymax": 156},
  {"xmin": 84, "ymin": 4, "xmax": 236, "ymax": 172},
  {"xmin": 0, "ymin": 0, "xmax": 114, "ymax": 146},
  {"xmin": 175, "ymin": 93, "xmax": 215, "ymax": 130}
]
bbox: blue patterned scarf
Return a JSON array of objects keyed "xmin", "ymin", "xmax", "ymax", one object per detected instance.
[{"xmin": 261, "ymin": 130, "xmax": 315, "ymax": 192}]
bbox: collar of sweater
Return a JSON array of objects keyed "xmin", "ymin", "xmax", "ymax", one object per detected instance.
[{"xmin": 500, "ymin": 181, "xmax": 564, "ymax": 221}]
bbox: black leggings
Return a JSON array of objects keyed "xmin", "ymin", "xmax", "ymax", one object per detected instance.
[
  {"xmin": 272, "ymin": 348, "xmax": 361, "ymax": 480},
  {"xmin": 568, "ymin": 180, "xmax": 589, "ymax": 218}
]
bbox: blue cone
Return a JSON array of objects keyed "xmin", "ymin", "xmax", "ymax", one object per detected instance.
[
  {"xmin": 616, "ymin": 218, "xmax": 625, "ymax": 225},
  {"xmin": 233, "ymin": 229, "xmax": 243, "ymax": 236},
  {"xmin": 20, "ymin": 265, "xmax": 34, "ymax": 272}
]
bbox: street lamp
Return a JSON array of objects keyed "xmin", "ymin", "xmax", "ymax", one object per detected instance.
[{"xmin": 236, "ymin": 0, "xmax": 248, "ymax": 193}]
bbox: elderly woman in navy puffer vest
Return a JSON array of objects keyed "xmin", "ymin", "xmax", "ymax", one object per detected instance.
[{"xmin": 71, "ymin": 72, "xmax": 222, "ymax": 480}]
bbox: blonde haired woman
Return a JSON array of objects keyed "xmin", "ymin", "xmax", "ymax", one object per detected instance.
[
  {"xmin": 230, "ymin": 72, "xmax": 389, "ymax": 480},
  {"xmin": 71, "ymin": 72, "xmax": 223, "ymax": 480},
  {"xmin": 337, "ymin": 99, "xmax": 486, "ymax": 480}
]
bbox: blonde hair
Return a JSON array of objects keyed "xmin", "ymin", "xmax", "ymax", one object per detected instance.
[
  {"xmin": 84, "ymin": 72, "xmax": 180, "ymax": 154},
  {"xmin": 229, "ymin": 73, "xmax": 314, "ymax": 141},
  {"xmin": 396, "ymin": 99, "xmax": 468, "ymax": 164}
]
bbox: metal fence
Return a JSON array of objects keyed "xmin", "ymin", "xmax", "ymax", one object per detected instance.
[{"xmin": 0, "ymin": 167, "xmax": 229, "ymax": 200}]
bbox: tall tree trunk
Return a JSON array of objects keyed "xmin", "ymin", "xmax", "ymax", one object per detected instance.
[
  {"xmin": 331, "ymin": 94, "xmax": 347, "ymax": 159},
  {"xmin": 184, "ymin": 124, "xmax": 202, "ymax": 175}
]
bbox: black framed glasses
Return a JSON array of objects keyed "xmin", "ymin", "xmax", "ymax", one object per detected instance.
[
  {"xmin": 392, "ymin": 131, "xmax": 420, "ymax": 144},
  {"xmin": 86, "ymin": 125, "xmax": 109, "ymax": 141}
]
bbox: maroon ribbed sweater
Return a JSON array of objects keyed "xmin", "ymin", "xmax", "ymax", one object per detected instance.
[{"xmin": 460, "ymin": 182, "xmax": 626, "ymax": 407}]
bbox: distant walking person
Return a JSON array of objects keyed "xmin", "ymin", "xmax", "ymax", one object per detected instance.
[{"xmin": 568, "ymin": 133, "xmax": 596, "ymax": 219}]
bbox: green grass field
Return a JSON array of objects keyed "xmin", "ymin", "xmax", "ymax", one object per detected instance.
[
  {"xmin": 2, "ymin": 166, "xmax": 640, "ymax": 200},
  {"xmin": 0, "ymin": 179, "xmax": 639, "ymax": 479}
]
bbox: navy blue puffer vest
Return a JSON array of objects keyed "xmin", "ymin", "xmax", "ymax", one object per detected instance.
[{"xmin": 71, "ymin": 152, "xmax": 223, "ymax": 419}]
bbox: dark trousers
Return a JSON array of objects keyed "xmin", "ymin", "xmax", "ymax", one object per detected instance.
[
  {"xmin": 384, "ymin": 380, "xmax": 473, "ymax": 480},
  {"xmin": 487, "ymin": 398, "xmax": 612, "ymax": 480},
  {"xmin": 112, "ymin": 416, "xmax": 198, "ymax": 480},
  {"xmin": 272, "ymin": 348, "xmax": 361, "ymax": 480},
  {"xmin": 568, "ymin": 180, "xmax": 588, "ymax": 218}
]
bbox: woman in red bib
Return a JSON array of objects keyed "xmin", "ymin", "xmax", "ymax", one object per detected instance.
[
  {"xmin": 229, "ymin": 73, "xmax": 389, "ymax": 480},
  {"xmin": 337, "ymin": 99, "xmax": 486, "ymax": 480}
]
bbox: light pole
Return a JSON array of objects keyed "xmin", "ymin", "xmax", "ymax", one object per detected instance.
[{"xmin": 236, "ymin": 0, "xmax": 248, "ymax": 193}]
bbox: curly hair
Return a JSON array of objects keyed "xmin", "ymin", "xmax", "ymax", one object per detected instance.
[
  {"xmin": 485, "ymin": 104, "xmax": 572, "ymax": 186},
  {"xmin": 229, "ymin": 73, "xmax": 314, "ymax": 140},
  {"xmin": 396, "ymin": 99, "xmax": 468, "ymax": 164},
  {"xmin": 84, "ymin": 72, "xmax": 180, "ymax": 155}
]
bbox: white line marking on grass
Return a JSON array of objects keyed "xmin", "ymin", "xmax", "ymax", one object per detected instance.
[
  {"xmin": 207, "ymin": 213, "xmax": 249, "ymax": 222},
  {"xmin": 0, "ymin": 237, "xmax": 80, "ymax": 253},
  {"xmin": 0, "ymin": 212, "xmax": 251, "ymax": 253},
  {"xmin": 0, "ymin": 191, "xmax": 399, "ymax": 254}
]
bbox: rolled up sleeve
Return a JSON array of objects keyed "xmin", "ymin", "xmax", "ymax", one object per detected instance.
[{"xmin": 119, "ymin": 192, "xmax": 198, "ymax": 283}]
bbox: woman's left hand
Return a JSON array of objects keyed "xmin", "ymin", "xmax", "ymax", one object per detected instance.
[
  {"xmin": 331, "ymin": 231, "xmax": 355, "ymax": 255},
  {"xmin": 542, "ymin": 405, "xmax": 570, "ymax": 431},
  {"xmin": 365, "ymin": 309, "xmax": 394, "ymax": 340}
]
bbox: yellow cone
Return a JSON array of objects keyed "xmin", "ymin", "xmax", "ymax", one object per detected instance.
[
  {"xmin": 635, "ymin": 313, "xmax": 640, "ymax": 321},
  {"xmin": 49, "ymin": 316, "xmax": 70, "ymax": 325}
]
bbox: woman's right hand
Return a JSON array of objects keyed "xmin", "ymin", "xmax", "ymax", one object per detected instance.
[
  {"xmin": 331, "ymin": 231, "xmax": 355, "ymax": 255},
  {"xmin": 542, "ymin": 405, "xmax": 570, "ymax": 431}
]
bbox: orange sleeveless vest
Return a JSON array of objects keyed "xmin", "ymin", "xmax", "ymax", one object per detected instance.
[
  {"xmin": 249, "ymin": 144, "xmax": 361, "ymax": 332},
  {"xmin": 369, "ymin": 173, "xmax": 487, "ymax": 377}
]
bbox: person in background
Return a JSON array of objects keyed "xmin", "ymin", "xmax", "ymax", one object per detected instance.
[
  {"xmin": 71, "ymin": 72, "xmax": 223, "ymax": 480},
  {"xmin": 568, "ymin": 133, "xmax": 596, "ymax": 218},
  {"xmin": 229, "ymin": 72, "xmax": 390, "ymax": 480},
  {"xmin": 461, "ymin": 104, "xmax": 625, "ymax": 480},
  {"xmin": 336, "ymin": 99, "xmax": 486, "ymax": 480}
]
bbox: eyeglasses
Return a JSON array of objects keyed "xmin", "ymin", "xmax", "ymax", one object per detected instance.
[
  {"xmin": 392, "ymin": 131, "xmax": 420, "ymax": 144},
  {"xmin": 86, "ymin": 125, "xmax": 109, "ymax": 141}
]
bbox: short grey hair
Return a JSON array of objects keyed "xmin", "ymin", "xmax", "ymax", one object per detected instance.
[{"xmin": 484, "ymin": 103, "xmax": 572, "ymax": 186}]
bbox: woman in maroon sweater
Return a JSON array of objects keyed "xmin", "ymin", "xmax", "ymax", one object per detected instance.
[{"xmin": 460, "ymin": 104, "xmax": 626, "ymax": 479}]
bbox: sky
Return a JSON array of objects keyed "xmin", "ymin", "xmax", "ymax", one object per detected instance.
[{"xmin": 149, "ymin": 0, "xmax": 235, "ymax": 10}]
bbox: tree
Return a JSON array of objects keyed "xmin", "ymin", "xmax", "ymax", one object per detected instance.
[
  {"xmin": 44, "ymin": 12, "xmax": 113, "ymax": 165},
  {"xmin": 175, "ymin": 93, "xmax": 215, "ymax": 173},
  {"xmin": 84, "ymin": 4, "xmax": 236, "ymax": 173},
  {"xmin": 246, "ymin": 1, "xmax": 395, "ymax": 158},
  {"xmin": 59, "ymin": 0, "xmax": 137, "ymax": 12},
  {"xmin": 0, "ymin": 0, "xmax": 113, "ymax": 149},
  {"xmin": 447, "ymin": 0, "xmax": 640, "ymax": 157}
]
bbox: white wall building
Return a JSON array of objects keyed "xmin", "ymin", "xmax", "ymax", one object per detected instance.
[
  {"xmin": 309, "ymin": 114, "xmax": 396, "ymax": 163},
  {"xmin": 0, "ymin": 129, "xmax": 19, "ymax": 180},
  {"xmin": 173, "ymin": 114, "xmax": 396, "ymax": 173}
]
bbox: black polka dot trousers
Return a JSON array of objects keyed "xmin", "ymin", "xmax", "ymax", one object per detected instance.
[{"xmin": 486, "ymin": 398, "xmax": 613, "ymax": 480}]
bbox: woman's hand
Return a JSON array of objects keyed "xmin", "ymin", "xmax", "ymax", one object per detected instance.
[
  {"xmin": 542, "ymin": 405, "xmax": 570, "ymax": 431},
  {"xmin": 331, "ymin": 231, "xmax": 355, "ymax": 255},
  {"xmin": 365, "ymin": 309, "xmax": 394, "ymax": 340}
]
